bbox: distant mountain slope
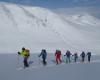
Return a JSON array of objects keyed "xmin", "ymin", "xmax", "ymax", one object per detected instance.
[{"xmin": 0, "ymin": 2, "xmax": 100, "ymax": 54}]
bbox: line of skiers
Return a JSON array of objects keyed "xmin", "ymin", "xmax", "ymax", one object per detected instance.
[
  {"xmin": 18, "ymin": 47, "xmax": 91, "ymax": 68},
  {"xmin": 64, "ymin": 50, "xmax": 91, "ymax": 63}
]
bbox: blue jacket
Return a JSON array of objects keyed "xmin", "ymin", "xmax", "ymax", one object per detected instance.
[{"xmin": 39, "ymin": 51, "xmax": 47, "ymax": 59}]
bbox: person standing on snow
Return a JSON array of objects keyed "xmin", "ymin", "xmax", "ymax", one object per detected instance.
[
  {"xmin": 80, "ymin": 51, "xmax": 85, "ymax": 62},
  {"xmin": 86, "ymin": 52, "xmax": 91, "ymax": 62},
  {"xmin": 38, "ymin": 49, "xmax": 47, "ymax": 65},
  {"xmin": 72, "ymin": 52, "xmax": 78, "ymax": 62},
  {"xmin": 55, "ymin": 50, "xmax": 62, "ymax": 64},
  {"xmin": 18, "ymin": 47, "xmax": 30, "ymax": 68},
  {"xmin": 65, "ymin": 50, "xmax": 72, "ymax": 63}
]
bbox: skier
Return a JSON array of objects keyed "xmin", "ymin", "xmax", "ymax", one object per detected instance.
[
  {"xmin": 55, "ymin": 50, "xmax": 62, "ymax": 64},
  {"xmin": 86, "ymin": 52, "xmax": 91, "ymax": 62},
  {"xmin": 80, "ymin": 51, "xmax": 85, "ymax": 62},
  {"xmin": 65, "ymin": 50, "xmax": 72, "ymax": 63},
  {"xmin": 18, "ymin": 47, "xmax": 30, "ymax": 68},
  {"xmin": 38, "ymin": 49, "xmax": 47, "ymax": 65},
  {"xmin": 72, "ymin": 52, "xmax": 78, "ymax": 62}
]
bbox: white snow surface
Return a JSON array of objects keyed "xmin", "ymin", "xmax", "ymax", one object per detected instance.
[
  {"xmin": 0, "ymin": 54, "xmax": 100, "ymax": 80},
  {"xmin": 0, "ymin": 2, "xmax": 100, "ymax": 54}
]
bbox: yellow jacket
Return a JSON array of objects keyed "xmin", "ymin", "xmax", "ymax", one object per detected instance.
[{"xmin": 20, "ymin": 50, "xmax": 30, "ymax": 58}]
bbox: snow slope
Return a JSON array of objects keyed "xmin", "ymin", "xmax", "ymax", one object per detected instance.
[
  {"xmin": 0, "ymin": 54, "xmax": 100, "ymax": 80},
  {"xmin": 0, "ymin": 2, "xmax": 100, "ymax": 54},
  {"xmin": 58, "ymin": 13, "xmax": 100, "ymax": 54}
]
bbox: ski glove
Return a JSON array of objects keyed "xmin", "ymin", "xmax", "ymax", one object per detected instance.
[{"xmin": 18, "ymin": 52, "xmax": 21, "ymax": 55}]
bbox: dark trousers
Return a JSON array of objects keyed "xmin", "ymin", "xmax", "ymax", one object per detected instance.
[
  {"xmin": 88, "ymin": 57, "xmax": 91, "ymax": 62},
  {"xmin": 23, "ymin": 57, "xmax": 29, "ymax": 68},
  {"xmin": 74, "ymin": 57, "xmax": 77, "ymax": 62},
  {"xmin": 82, "ymin": 57, "xmax": 85, "ymax": 62},
  {"xmin": 43, "ymin": 58, "xmax": 47, "ymax": 65}
]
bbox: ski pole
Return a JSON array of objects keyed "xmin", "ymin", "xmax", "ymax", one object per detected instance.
[
  {"xmin": 38, "ymin": 56, "xmax": 41, "ymax": 65},
  {"xmin": 17, "ymin": 54, "xmax": 19, "ymax": 67}
]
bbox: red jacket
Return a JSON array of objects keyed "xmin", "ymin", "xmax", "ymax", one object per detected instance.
[{"xmin": 55, "ymin": 51, "xmax": 61, "ymax": 58}]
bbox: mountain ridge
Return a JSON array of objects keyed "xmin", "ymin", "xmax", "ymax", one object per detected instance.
[{"xmin": 0, "ymin": 2, "xmax": 100, "ymax": 54}]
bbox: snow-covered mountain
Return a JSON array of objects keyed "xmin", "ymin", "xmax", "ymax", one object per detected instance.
[{"xmin": 0, "ymin": 2, "xmax": 100, "ymax": 54}]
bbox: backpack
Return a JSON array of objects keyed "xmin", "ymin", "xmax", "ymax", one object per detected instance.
[{"xmin": 25, "ymin": 49, "xmax": 30, "ymax": 57}]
